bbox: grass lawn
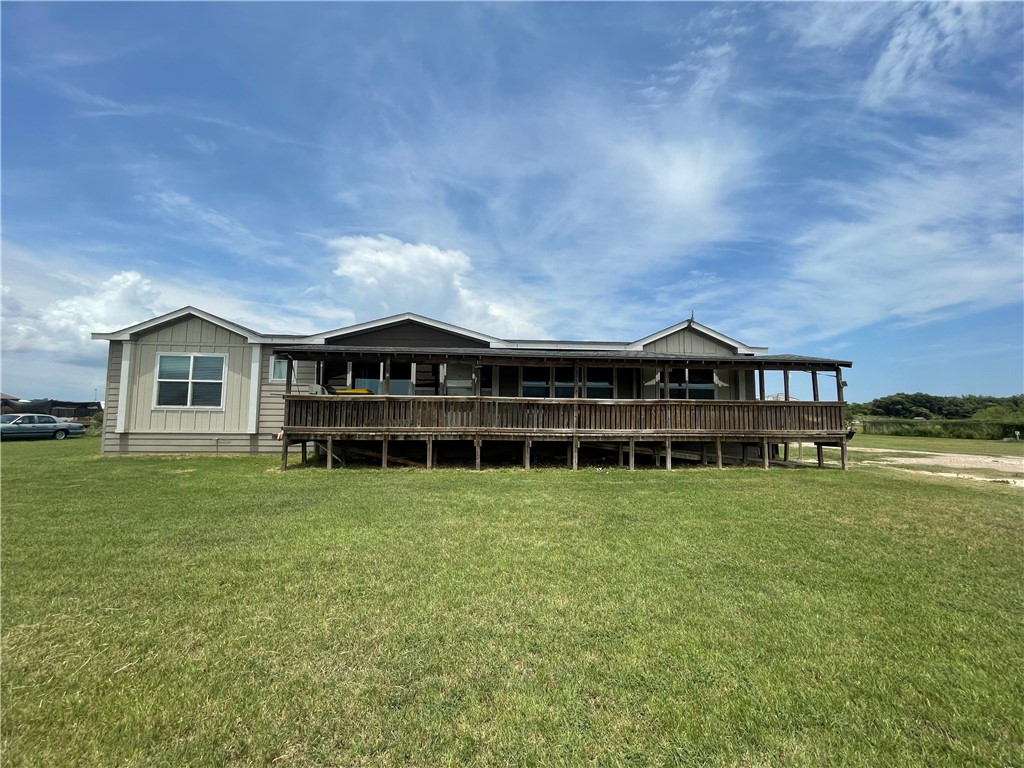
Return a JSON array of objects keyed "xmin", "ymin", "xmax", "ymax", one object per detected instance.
[
  {"xmin": 3, "ymin": 437, "xmax": 1022, "ymax": 767},
  {"xmin": 847, "ymin": 434, "xmax": 1024, "ymax": 457}
]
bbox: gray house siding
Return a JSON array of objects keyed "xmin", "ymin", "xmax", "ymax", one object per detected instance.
[{"xmin": 326, "ymin": 320, "xmax": 490, "ymax": 348}]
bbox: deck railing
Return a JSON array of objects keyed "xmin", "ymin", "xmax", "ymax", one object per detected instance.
[{"xmin": 283, "ymin": 395, "xmax": 846, "ymax": 438}]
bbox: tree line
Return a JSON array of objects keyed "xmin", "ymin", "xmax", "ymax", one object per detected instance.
[{"xmin": 846, "ymin": 393, "xmax": 1024, "ymax": 421}]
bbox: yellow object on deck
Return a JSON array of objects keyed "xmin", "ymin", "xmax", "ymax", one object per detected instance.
[{"xmin": 332, "ymin": 388, "xmax": 373, "ymax": 395}]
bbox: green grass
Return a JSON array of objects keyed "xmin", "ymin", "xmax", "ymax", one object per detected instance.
[
  {"xmin": 847, "ymin": 433, "xmax": 1024, "ymax": 457},
  {"xmin": 3, "ymin": 437, "xmax": 1023, "ymax": 767}
]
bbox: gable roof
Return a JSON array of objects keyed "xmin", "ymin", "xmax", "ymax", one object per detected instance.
[
  {"xmin": 89, "ymin": 306, "xmax": 308, "ymax": 344},
  {"xmin": 629, "ymin": 318, "xmax": 767, "ymax": 355},
  {"xmin": 308, "ymin": 312, "xmax": 510, "ymax": 347}
]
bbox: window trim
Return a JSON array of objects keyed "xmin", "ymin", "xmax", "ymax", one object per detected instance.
[
  {"xmin": 269, "ymin": 355, "xmax": 296, "ymax": 384},
  {"xmin": 153, "ymin": 352, "xmax": 227, "ymax": 410}
]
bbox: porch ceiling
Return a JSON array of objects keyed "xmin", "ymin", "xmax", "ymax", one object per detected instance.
[{"xmin": 272, "ymin": 344, "xmax": 852, "ymax": 371}]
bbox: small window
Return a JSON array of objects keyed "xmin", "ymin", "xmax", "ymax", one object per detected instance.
[
  {"xmin": 37, "ymin": 415, "xmax": 57, "ymax": 424},
  {"xmin": 156, "ymin": 354, "xmax": 225, "ymax": 408},
  {"xmin": 269, "ymin": 356, "xmax": 295, "ymax": 383}
]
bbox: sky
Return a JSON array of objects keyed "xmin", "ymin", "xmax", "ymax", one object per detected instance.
[{"xmin": 2, "ymin": 2, "xmax": 1022, "ymax": 404}]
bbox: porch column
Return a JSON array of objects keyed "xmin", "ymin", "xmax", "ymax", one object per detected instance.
[
  {"xmin": 758, "ymin": 366, "xmax": 766, "ymax": 401},
  {"xmin": 835, "ymin": 365, "xmax": 845, "ymax": 402},
  {"xmin": 811, "ymin": 370, "xmax": 820, "ymax": 402},
  {"xmin": 383, "ymin": 358, "xmax": 391, "ymax": 396},
  {"xmin": 783, "ymin": 370, "xmax": 790, "ymax": 400},
  {"xmin": 285, "ymin": 359, "xmax": 294, "ymax": 394},
  {"xmin": 573, "ymin": 365, "xmax": 580, "ymax": 399},
  {"xmin": 662, "ymin": 365, "xmax": 671, "ymax": 399}
]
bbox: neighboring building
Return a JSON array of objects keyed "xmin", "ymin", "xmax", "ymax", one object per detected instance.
[{"xmin": 92, "ymin": 306, "xmax": 852, "ymax": 468}]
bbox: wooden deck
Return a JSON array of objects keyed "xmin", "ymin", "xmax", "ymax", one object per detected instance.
[{"xmin": 281, "ymin": 395, "xmax": 849, "ymax": 470}]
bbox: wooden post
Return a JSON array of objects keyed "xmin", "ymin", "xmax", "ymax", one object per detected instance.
[
  {"xmin": 662, "ymin": 366, "xmax": 671, "ymax": 399},
  {"xmin": 701, "ymin": 442, "xmax": 708, "ymax": 465},
  {"xmin": 475, "ymin": 438, "xmax": 482, "ymax": 471},
  {"xmin": 301, "ymin": 441, "xmax": 308, "ymax": 466},
  {"xmin": 665, "ymin": 438, "xmax": 672, "ymax": 470},
  {"xmin": 783, "ymin": 442, "xmax": 790, "ymax": 463},
  {"xmin": 811, "ymin": 371, "xmax": 819, "ymax": 402},
  {"xmin": 572, "ymin": 437, "xmax": 579, "ymax": 470},
  {"xmin": 382, "ymin": 437, "xmax": 388, "ymax": 469},
  {"xmin": 762, "ymin": 439, "xmax": 769, "ymax": 469},
  {"xmin": 285, "ymin": 359, "xmax": 294, "ymax": 394},
  {"xmin": 816, "ymin": 444, "xmax": 824, "ymax": 468},
  {"xmin": 617, "ymin": 443, "xmax": 624, "ymax": 467},
  {"xmin": 783, "ymin": 370, "xmax": 790, "ymax": 401},
  {"xmin": 841, "ymin": 439, "xmax": 848, "ymax": 470},
  {"xmin": 628, "ymin": 438, "xmax": 635, "ymax": 471},
  {"xmin": 835, "ymin": 365, "xmax": 845, "ymax": 402},
  {"xmin": 573, "ymin": 365, "xmax": 580, "ymax": 399},
  {"xmin": 426, "ymin": 437, "xmax": 433, "ymax": 469},
  {"xmin": 383, "ymin": 358, "xmax": 390, "ymax": 396},
  {"xmin": 715, "ymin": 438, "xmax": 723, "ymax": 469},
  {"xmin": 280, "ymin": 438, "xmax": 289, "ymax": 470},
  {"xmin": 523, "ymin": 439, "xmax": 531, "ymax": 470},
  {"xmin": 758, "ymin": 367, "xmax": 766, "ymax": 401},
  {"xmin": 327, "ymin": 436, "xmax": 334, "ymax": 469}
]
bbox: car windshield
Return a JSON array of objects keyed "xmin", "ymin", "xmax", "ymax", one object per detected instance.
[{"xmin": 0, "ymin": 415, "xmax": 18, "ymax": 423}]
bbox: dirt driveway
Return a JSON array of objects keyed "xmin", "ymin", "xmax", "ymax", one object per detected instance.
[{"xmin": 849, "ymin": 446, "xmax": 1024, "ymax": 487}]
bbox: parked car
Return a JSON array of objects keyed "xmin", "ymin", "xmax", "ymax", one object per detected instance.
[{"xmin": 0, "ymin": 413, "xmax": 87, "ymax": 440}]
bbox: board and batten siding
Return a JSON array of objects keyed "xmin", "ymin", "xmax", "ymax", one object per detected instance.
[
  {"xmin": 642, "ymin": 327, "xmax": 733, "ymax": 356},
  {"xmin": 126, "ymin": 317, "xmax": 251, "ymax": 433}
]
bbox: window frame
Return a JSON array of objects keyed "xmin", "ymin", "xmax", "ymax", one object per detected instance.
[
  {"xmin": 153, "ymin": 352, "xmax": 227, "ymax": 410},
  {"xmin": 269, "ymin": 355, "xmax": 297, "ymax": 384}
]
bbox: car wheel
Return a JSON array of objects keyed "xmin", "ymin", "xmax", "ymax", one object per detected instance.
[{"xmin": 54, "ymin": 429, "xmax": 68, "ymax": 440}]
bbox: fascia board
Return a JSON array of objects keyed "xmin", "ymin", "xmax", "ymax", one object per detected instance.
[
  {"xmin": 309, "ymin": 312, "xmax": 509, "ymax": 347},
  {"xmin": 90, "ymin": 306, "xmax": 268, "ymax": 343}
]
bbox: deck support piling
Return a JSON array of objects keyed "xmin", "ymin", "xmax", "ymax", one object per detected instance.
[
  {"xmin": 783, "ymin": 442, "xmax": 790, "ymax": 463},
  {"xmin": 628, "ymin": 438, "xmax": 635, "ymax": 471},
  {"xmin": 715, "ymin": 438, "xmax": 723, "ymax": 469},
  {"xmin": 762, "ymin": 440, "xmax": 769, "ymax": 469},
  {"xmin": 382, "ymin": 438, "xmax": 388, "ymax": 469},
  {"xmin": 426, "ymin": 436, "xmax": 433, "ymax": 469},
  {"xmin": 841, "ymin": 439, "xmax": 848, "ymax": 470},
  {"xmin": 301, "ymin": 441, "xmax": 308, "ymax": 466},
  {"xmin": 281, "ymin": 438, "xmax": 289, "ymax": 471},
  {"xmin": 327, "ymin": 436, "xmax": 334, "ymax": 469},
  {"xmin": 523, "ymin": 439, "xmax": 531, "ymax": 470},
  {"xmin": 475, "ymin": 438, "xmax": 482, "ymax": 470},
  {"xmin": 572, "ymin": 437, "xmax": 579, "ymax": 471},
  {"xmin": 617, "ymin": 444, "xmax": 624, "ymax": 467},
  {"xmin": 816, "ymin": 444, "xmax": 824, "ymax": 468},
  {"xmin": 665, "ymin": 438, "xmax": 673, "ymax": 470}
]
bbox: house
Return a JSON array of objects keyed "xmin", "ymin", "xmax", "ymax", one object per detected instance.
[{"xmin": 92, "ymin": 307, "xmax": 852, "ymax": 469}]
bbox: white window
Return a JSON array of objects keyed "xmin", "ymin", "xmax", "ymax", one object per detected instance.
[
  {"xmin": 155, "ymin": 353, "xmax": 225, "ymax": 408},
  {"xmin": 269, "ymin": 356, "xmax": 295, "ymax": 383}
]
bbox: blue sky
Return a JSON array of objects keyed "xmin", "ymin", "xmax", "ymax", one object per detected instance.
[{"xmin": 2, "ymin": 2, "xmax": 1022, "ymax": 403}]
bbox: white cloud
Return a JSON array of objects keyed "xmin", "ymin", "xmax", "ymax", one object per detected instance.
[
  {"xmin": 328, "ymin": 234, "xmax": 547, "ymax": 337},
  {"xmin": 2, "ymin": 269, "xmax": 166, "ymax": 364}
]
